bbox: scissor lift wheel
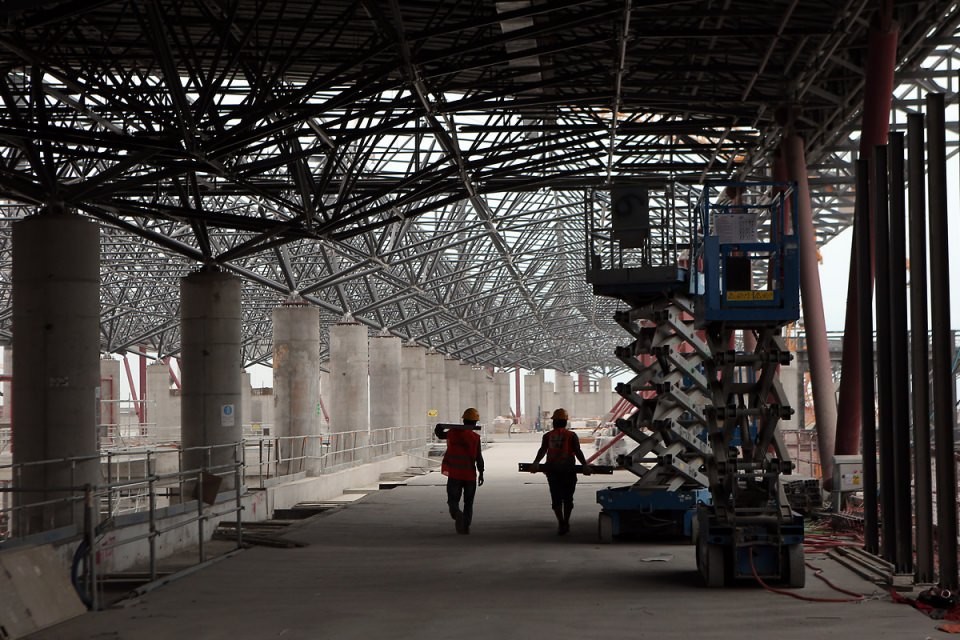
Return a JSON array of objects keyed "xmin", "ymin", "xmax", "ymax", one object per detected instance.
[
  {"xmin": 784, "ymin": 543, "xmax": 805, "ymax": 588},
  {"xmin": 598, "ymin": 512, "xmax": 614, "ymax": 544}
]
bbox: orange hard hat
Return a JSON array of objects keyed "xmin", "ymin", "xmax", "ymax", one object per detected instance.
[
  {"xmin": 462, "ymin": 407, "xmax": 480, "ymax": 422},
  {"xmin": 551, "ymin": 408, "xmax": 569, "ymax": 421}
]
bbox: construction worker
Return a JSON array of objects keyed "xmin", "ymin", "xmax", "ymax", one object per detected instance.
[
  {"xmin": 529, "ymin": 408, "xmax": 590, "ymax": 535},
  {"xmin": 434, "ymin": 408, "xmax": 485, "ymax": 534}
]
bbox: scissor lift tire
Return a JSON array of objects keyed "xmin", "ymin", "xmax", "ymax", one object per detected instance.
[
  {"xmin": 598, "ymin": 512, "xmax": 614, "ymax": 544},
  {"xmin": 785, "ymin": 543, "xmax": 805, "ymax": 588}
]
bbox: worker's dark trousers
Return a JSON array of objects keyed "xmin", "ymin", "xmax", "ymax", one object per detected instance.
[
  {"xmin": 446, "ymin": 478, "xmax": 477, "ymax": 526},
  {"xmin": 546, "ymin": 472, "xmax": 577, "ymax": 510}
]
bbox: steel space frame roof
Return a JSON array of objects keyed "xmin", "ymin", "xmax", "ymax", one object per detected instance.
[{"xmin": 0, "ymin": 0, "xmax": 958, "ymax": 375}]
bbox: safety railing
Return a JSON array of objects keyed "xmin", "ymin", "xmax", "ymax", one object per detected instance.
[
  {"xmin": 0, "ymin": 441, "xmax": 244, "ymax": 609},
  {"xmin": 2, "ymin": 425, "xmax": 433, "ymax": 542},
  {"xmin": 243, "ymin": 425, "xmax": 433, "ymax": 486}
]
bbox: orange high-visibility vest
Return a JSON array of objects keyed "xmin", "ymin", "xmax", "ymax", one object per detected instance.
[
  {"xmin": 546, "ymin": 428, "xmax": 577, "ymax": 465},
  {"xmin": 441, "ymin": 430, "xmax": 480, "ymax": 481}
]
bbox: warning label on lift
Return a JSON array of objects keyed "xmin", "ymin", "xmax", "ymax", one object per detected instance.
[{"xmin": 726, "ymin": 290, "xmax": 774, "ymax": 301}]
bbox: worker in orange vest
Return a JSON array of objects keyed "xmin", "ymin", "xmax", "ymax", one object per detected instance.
[
  {"xmin": 434, "ymin": 408, "xmax": 485, "ymax": 534},
  {"xmin": 529, "ymin": 408, "xmax": 590, "ymax": 535}
]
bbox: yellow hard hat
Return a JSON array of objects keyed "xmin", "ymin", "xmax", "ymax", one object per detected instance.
[
  {"xmin": 462, "ymin": 407, "xmax": 480, "ymax": 422},
  {"xmin": 551, "ymin": 408, "xmax": 569, "ymax": 421}
]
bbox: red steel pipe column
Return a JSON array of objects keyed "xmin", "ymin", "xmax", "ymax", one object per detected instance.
[
  {"xmin": 784, "ymin": 133, "xmax": 838, "ymax": 486},
  {"xmin": 835, "ymin": 17, "xmax": 899, "ymax": 460}
]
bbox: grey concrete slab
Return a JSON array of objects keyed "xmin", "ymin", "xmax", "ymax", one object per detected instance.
[{"xmin": 31, "ymin": 441, "xmax": 939, "ymax": 640}]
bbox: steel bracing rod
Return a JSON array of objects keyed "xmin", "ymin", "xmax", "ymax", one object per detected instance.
[
  {"xmin": 926, "ymin": 93, "xmax": 958, "ymax": 590},
  {"xmin": 907, "ymin": 112, "xmax": 933, "ymax": 582},
  {"xmin": 887, "ymin": 133, "xmax": 913, "ymax": 573},
  {"xmin": 854, "ymin": 156, "xmax": 879, "ymax": 556},
  {"xmin": 873, "ymin": 143, "xmax": 896, "ymax": 563}
]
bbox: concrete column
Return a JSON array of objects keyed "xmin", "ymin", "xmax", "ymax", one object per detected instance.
[
  {"xmin": 181, "ymin": 269, "xmax": 243, "ymax": 497},
  {"xmin": 599, "ymin": 376, "xmax": 614, "ymax": 418},
  {"xmin": 495, "ymin": 371, "xmax": 510, "ymax": 418},
  {"xmin": 241, "ymin": 372, "xmax": 252, "ymax": 433},
  {"xmin": 1, "ymin": 344, "xmax": 11, "ymax": 425},
  {"xmin": 99, "ymin": 358, "xmax": 121, "ymax": 441},
  {"xmin": 543, "ymin": 381, "xmax": 556, "ymax": 417},
  {"xmin": 369, "ymin": 333, "xmax": 402, "ymax": 430},
  {"xmin": 329, "ymin": 319, "xmax": 369, "ymax": 433},
  {"xmin": 524, "ymin": 371, "xmax": 544, "ymax": 428},
  {"xmin": 13, "ymin": 212, "xmax": 100, "ymax": 533},
  {"xmin": 485, "ymin": 371, "xmax": 496, "ymax": 424},
  {"xmin": 425, "ymin": 352, "xmax": 446, "ymax": 424},
  {"xmin": 554, "ymin": 372, "xmax": 574, "ymax": 418},
  {"xmin": 458, "ymin": 363, "xmax": 475, "ymax": 416},
  {"xmin": 444, "ymin": 359, "xmax": 461, "ymax": 423},
  {"xmin": 401, "ymin": 343, "xmax": 427, "ymax": 428},
  {"xmin": 272, "ymin": 302, "xmax": 321, "ymax": 474},
  {"xmin": 145, "ymin": 363, "xmax": 172, "ymax": 435},
  {"xmin": 473, "ymin": 367, "xmax": 492, "ymax": 425},
  {"xmin": 319, "ymin": 368, "xmax": 331, "ymax": 429}
]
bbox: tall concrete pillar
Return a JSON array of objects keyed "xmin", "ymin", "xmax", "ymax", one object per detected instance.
[
  {"xmin": 495, "ymin": 371, "xmax": 510, "ymax": 418},
  {"xmin": 13, "ymin": 212, "xmax": 101, "ymax": 533},
  {"xmin": 329, "ymin": 318, "xmax": 369, "ymax": 433},
  {"xmin": 99, "ymin": 357, "xmax": 121, "ymax": 440},
  {"xmin": 543, "ymin": 381, "xmax": 556, "ymax": 416},
  {"xmin": 181, "ymin": 269, "xmax": 243, "ymax": 497},
  {"xmin": 524, "ymin": 371, "xmax": 544, "ymax": 429},
  {"xmin": 459, "ymin": 363, "xmax": 475, "ymax": 415},
  {"xmin": 425, "ymin": 351, "xmax": 446, "ymax": 424},
  {"xmin": 369, "ymin": 333, "xmax": 402, "ymax": 430},
  {"xmin": 473, "ymin": 367, "xmax": 493, "ymax": 425},
  {"xmin": 599, "ymin": 376, "xmax": 614, "ymax": 418},
  {"xmin": 1, "ymin": 344, "xmax": 11, "ymax": 425},
  {"xmin": 145, "ymin": 362, "xmax": 173, "ymax": 435},
  {"xmin": 555, "ymin": 372, "xmax": 574, "ymax": 418},
  {"xmin": 272, "ymin": 301, "xmax": 321, "ymax": 474},
  {"xmin": 485, "ymin": 371, "xmax": 496, "ymax": 424},
  {"xmin": 319, "ymin": 368, "xmax": 331, "ymax": 429},
  {"xmin": 444, "ymin": 358, "xmax": 461, "ymax": 423},
  {"xmin": 401, "ymin": 343, "xmax": 427, "ymax": 428},
  {"xmin": 241, "ymin": 371, "xmax": 252, "ymax": 433}
]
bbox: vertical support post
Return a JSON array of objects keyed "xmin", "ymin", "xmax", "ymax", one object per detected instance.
[
  {"xmin": 783, "ymin": 133, "xmax": 838, "ymax": 485},
  {"xmin": 139, "ymin": 344, "xmax": 147, "ymax": 426},
  {"xmin": 873, "ymin": 144, "xmax": 896, "ymax": 563},
  {"xmin": 855, "ymin": 157, "xmax": 879, "ymax": 556},
  {"xmin": 907, "ymin": 111, "xmax": 934, "ymax": 583},
  {"xmin": 887, "ymin": 133, "xmax": 913, "ymax": 573},
  {"xmin": 515, "ymin": 368, "xmax": 522, "ymax": 424},
  {"xmin": 835, "ymin": 16, "xmax": 900, "ymax": 462},
  {"xmin": 926, "ymin": 92, "xmax": 958, "ymax": 590}
]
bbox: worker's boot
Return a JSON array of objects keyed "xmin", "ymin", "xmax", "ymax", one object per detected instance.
[
  {"xmin": 450, "ymin": 506, "xmax": 464, "ymax": 534},
  {"xmin": 561, "ymin": 504, "xmax": 573, "ymax": 535},
  {"xmin": 553, "ymin": 507, "xmax": 565, "ymax": 535}
]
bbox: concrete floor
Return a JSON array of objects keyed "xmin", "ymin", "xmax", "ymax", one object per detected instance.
[{"xmin": 32, "ymin": 436, "xmax": 940, "ymax": 639}]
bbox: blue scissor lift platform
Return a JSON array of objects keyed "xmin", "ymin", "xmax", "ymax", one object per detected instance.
[{"xmin": 587, "ymin": 181, "xmax": 805, "ymax": 587}]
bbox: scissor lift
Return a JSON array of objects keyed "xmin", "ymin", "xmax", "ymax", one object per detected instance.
[
  {"xmin": 588, "ymin": 181, "xmax": 804, "ymax": 587},
  {"xmin": 690, "ymin": 181, "xmax": 803, "ymax": 587}
]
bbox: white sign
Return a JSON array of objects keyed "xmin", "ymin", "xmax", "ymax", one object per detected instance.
[
  {"xmin": 714, "ymin": 213, "xmax": 758, "ymax": 244},
  {"xmin": 221, "ymin": 403, "xmax": 235, "ymax": 427}
]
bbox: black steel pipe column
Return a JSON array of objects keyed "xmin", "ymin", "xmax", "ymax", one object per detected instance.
[
  {"xmin": 855, "ymin": 156, "xmax": 879, "ymax": 556},
  {"xmin": 926, "ymin": 92, "xmax": 958, "ymax": 590},
  {"xmin": 887, "ymin": 132, "xmax": 913, "ymax": 574},
  {"xmin": 907, "ymin": 112, "xmax": 934, "ymax": 584},
  {"xmin": 873, "ymin": 144, "xmax": 896, "ymax": 563}
]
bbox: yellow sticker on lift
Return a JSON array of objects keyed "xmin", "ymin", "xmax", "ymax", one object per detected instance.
[{"xmin": 727, "ymin": 290, "xmax": 775, "ymax": 301}]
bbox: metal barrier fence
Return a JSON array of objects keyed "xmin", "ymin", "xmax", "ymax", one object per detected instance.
[
  {"xmin": 243, "ymin": 426, "xmax": 433, "ymax": 484},
  {"xmin": 0, "ymin": 424, "xmax": 433, "ymax": 607}
]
